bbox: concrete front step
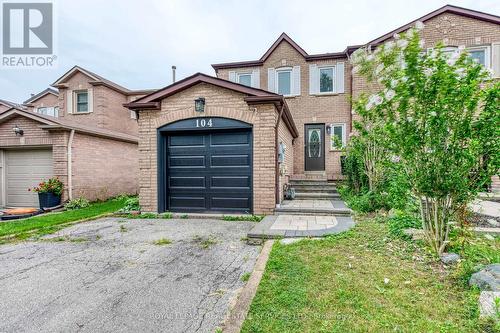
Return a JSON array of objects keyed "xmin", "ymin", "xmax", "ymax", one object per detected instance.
[
  {"xmin": 295, "ymin": 192, "xmax": 340, "ymax": 199},
  {"xmin": 289, "ymin": 179, "xmax": 335, "ymax": 186},
  {"xmin": 275, "ymin": 207, "xmax": 352, "ymax": 216},
  {"xmin": 289, "ymin": 185, "xmax": 338, "ymax": 193}
]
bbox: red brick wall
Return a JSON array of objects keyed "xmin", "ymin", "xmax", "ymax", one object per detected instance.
[
  {"xmin": 58, "ymin": 71, "xmax": 138, "ymax": 135},
  {"xmin": 71, "ymin": 133, "xmax": 138, "ymax": 200}
]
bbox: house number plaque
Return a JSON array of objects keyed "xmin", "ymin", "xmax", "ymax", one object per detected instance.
[{"xmin": 195, "ymin": 118, "xmax": 213, "ymax": 128}]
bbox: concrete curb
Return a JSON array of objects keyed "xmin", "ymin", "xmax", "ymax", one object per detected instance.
[{"xmin": 222, "ymin": 240, "xmax": 274, "ymax": 333}]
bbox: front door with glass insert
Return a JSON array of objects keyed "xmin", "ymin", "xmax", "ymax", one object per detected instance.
[{"xmin": 304, "ymin": 124, "xmax": 325, "ymax": 171}]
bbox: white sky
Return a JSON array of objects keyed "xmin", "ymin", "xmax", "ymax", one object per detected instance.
[{"xmin": 1, "ymin": 0, "xmax": 499, "ymax": 103}]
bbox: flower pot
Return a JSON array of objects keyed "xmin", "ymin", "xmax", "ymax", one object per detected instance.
[{"xmin": 38, "ymin": 192, "xmax": 61, "ymax": 209}]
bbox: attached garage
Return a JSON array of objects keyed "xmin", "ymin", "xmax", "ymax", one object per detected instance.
[
  {"xmin": 125, "ymin": 72, "xmax": 299, "ymax": 215},
  {"xmin": 158, "ymin": 118, "xmax": 252, "ymax": 213},
  {"xmin": 3, "ymin": 148, "xmax": 53, "ymax": 207}
]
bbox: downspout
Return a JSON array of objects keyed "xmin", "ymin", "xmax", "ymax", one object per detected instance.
[
  {"xmin": 347, "ymin": 51, "xmax": 353, "ymax": 134},
  {"xmin": 275, "ymin": 102, "xmax": 285, "ymax": 206},
  {"xmin": 67, "ymin": 129, "xmax": 75, "ymax": 200}
]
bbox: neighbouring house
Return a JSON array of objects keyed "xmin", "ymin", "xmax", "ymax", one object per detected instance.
[
  {"xmin": 24, "ymin": 88, "xmax": 60, "ymax": 117},
  {"xmin": 0, "ymin": 66, "xmax": 153, "ymax": 208},
  {"xmin": 128, "ymin": 4, "xmax": 499, "ymax": 214}
]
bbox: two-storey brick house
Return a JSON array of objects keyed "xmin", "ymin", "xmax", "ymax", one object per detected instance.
[
  {"xmin": 131, "ymin": 4, "xmax": 499, "ymax": 214},
  {"xmin": 0, "ymin": 66, "xmax": 152, "ymax": 208}
]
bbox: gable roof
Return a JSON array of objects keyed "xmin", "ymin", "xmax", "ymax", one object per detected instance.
[
  {"xmin": 212, "ymin": 33, "xmax": 347, "ymax": 70},
  {"xmin": 365, "ymin": 5, "xmax": 500, "ymax": 48},
  {"xmin": 0, "ymin": 108, "xmax": 138, "ymax": 143},
  {"xmin": 51, "ymin": 65, "xmax": 156, "ymax": 96},
  {"xmin": 23, "ymin": 88, "xmax": 59, "ymax": 104},
  {"xmin": 124, "ymin": 72, "xmax": 298, "ymax": 138},
  {"xmin": 0, "ymin": 99, "xmax": 21, "ymax": 109},
  {"xmin": 212, "ymin": 5, "xmax": 500, "ymax": 69}
]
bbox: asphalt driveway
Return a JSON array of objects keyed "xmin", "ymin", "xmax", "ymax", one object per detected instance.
[{"xmin": 0, "ymin": 217, "xmax": 261, "ymax": 333}]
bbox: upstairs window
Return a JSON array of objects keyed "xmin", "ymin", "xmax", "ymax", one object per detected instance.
[
  {"xmin": 237, "ymin": 73, "xmax": 252, "ymax": 87},
  {"xmin": 75, "ymin": 91, "xmax": 88, "ymax": 113},
  {"xmin": 467, "ymin": 46, "xmax": 490, "ymax": 68},
  {"xmin": 276, "ymin": 69, "xmax": 292, "ymax": 96},
  {"xmin": 319, "ymin": 67, "xmax": 335, "ymax": 93},
  {"xmin": 36, "ymin": 107, "xmax": 59, "ymax": 117}
]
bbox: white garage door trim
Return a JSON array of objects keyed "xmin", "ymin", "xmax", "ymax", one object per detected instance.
[{"xmin": 3, "ymin": 148, "xmax": 54, "ymax": 208}]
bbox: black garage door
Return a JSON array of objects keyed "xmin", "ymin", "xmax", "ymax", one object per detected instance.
[{"xmin": 158, "ymin": 117, "xmax": 253, "ymax": 214}]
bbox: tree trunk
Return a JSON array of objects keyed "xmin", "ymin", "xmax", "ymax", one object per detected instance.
[{"xmin": 419, "ymin": 195, "xmax": 453, "ymax": 255}]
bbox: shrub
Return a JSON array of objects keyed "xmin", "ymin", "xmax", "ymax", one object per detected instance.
[
  {"xmin": 222, "ymin": 215, "xmax": 263, "ymax": 222},
  {"xmin": 64, "ymin": 197, "xmax": 90, "ymax": 210},
  {"xmin": 122, "ymin": 197, "xmax": 140, "ymax": 212},
  {"xmin": 386, "ymin": 213, "xmax": 421, "ymax": 240}
]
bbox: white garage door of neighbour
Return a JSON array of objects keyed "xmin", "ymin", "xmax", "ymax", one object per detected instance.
[{"xmin": 5, "ymin": 149, "xmax": 53, "ymax": 208}]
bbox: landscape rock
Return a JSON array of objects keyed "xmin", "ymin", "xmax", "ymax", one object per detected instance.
[
  {"xmin": 478, "ymin": 291, "xmax": 500, "ymax": 318},
  {"xmin": 403, "ymin": 228, "xmax": 425, "ymax": 240},
  {"xmin": 469, "ymin": 264, "xmax": 500, "ymax": 291},
  {"xmin": 440, "ymin": 252, "xmax": 460, "ymax": 265}
]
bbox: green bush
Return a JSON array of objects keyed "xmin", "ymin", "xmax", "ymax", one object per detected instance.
[
  {"xmin": 122, "ymin": 197, "xmax": 140, "ymax": 212},
  {"xmin": 64, "ymin": 197, "xmax": 90, "ymax": 210},
  {"xmin": 343, "ymin": 140, "xmax": 368, "ymax": 194},
  {"xmin": 386, "ymin": 213, "xmax": 421, "ymax": 240}
]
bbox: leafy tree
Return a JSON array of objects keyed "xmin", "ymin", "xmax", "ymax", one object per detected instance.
[{"xmin": 350, "ymin": 22, "xmax": 499, "ymax": 255}]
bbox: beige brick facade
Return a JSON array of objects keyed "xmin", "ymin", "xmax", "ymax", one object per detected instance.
[
  {"xmin": 136, "ymin": 82, "xmax": 293, "ymax": 214},
  {"xmin": 217, "ymin": 41, "xmax": 351, "ymax": 179}
]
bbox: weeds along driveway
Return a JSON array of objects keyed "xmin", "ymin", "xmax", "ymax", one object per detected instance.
[{"xmin": 0, "ymin": 217, "xmax": 260, "ymax": 333}]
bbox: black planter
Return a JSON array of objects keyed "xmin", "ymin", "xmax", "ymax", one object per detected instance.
[{"xmin": 38, "ymin": 192, "xmax": 61, "ymax": 209}]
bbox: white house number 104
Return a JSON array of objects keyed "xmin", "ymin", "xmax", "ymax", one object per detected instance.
[{"xmin": 195, "ymin": 118, "xmax": 213, "ymax": 128}]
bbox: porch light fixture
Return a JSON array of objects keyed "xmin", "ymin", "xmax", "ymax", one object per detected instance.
[
  {"xmin": 13, "ymin": 124, "xmax": 24, "ymax": 136},
  {"xmin": 195, "ymin": 97, "xmax": 205, "ymax": 112}
]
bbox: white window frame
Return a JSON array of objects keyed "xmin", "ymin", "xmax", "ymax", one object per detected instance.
[
  {"xmin": 74, "ymin": 90, "xmax": 89, "ymax": 113},
  {"xmin": 318, "ymin": 66, "xmax": 336, "ymax": 94},
  {"xmin": 237, "ymin": 72, "xmax": 252, "ymax": 87},
  {"xmin": 36, "ymin": 106, "xmax": 58, "ymax": 117},
  {"xmin": 275, "ymin": 67, "xmax": 293, "ymax": 96},
  {"xmin": 330, "ymin": 123, "xmax": 346, "ymax": 150},
  {"xmin": 467, "ymin": 45, "xmax": 491, "ymax": 68}
]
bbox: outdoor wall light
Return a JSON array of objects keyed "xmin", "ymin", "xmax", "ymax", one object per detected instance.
[
  {"xmin": 13, "ymin": 124, "xmax": 24, "ymax": 136},
  {"xmin": 195, "ymin": 97, "xmax": 205, "ymax": 112}
]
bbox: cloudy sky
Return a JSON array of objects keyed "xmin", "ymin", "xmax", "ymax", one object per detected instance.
[{"xmin": 1, "ymin": 0, "xmax": 499, "ymax": 103}]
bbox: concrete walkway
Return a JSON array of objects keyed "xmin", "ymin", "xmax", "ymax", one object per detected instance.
[
  {"xmin": 471, "ymin": 199, "xmax": 500, "ymax": 218},
  {"xmin": 248, "ymin": 199, "xmax": 355, "ymax": 239}
]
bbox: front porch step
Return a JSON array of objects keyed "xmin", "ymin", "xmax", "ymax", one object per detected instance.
[
  {"xmin": 288, "ymin": 180, "xmax": 334, "ymax": 186},
  {"xmin": 294, "ymin": 192, "xmax": 340, "ymax": 200},
  {"xmin": 275, "ymin": 207, "xmax": 352, "ymax": 216},
  {"xmin": 289, "ymin": 185, "xmax": 338, "ymax": 193}
]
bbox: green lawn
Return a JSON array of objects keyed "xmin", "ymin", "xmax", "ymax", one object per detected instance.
[
  {"xmin": 242, "ymin": 220, "xmax": 493, "ymax": 333},
  {"xmin": 0, "ymin": 197, "xmax": 127, "ymax": 241}
]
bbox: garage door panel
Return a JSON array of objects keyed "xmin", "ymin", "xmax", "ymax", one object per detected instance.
[
  {"xmin": 169, "ymin": 135, "xmax": 205, "ymax": 147},
  {"xmin": 165, "ymin": 129, "xmax": 252, "ymax": 213},
  {"xmin": 210, "ymin": 176, "xmax": 250, "ymax": 189},
  {"xmin": 5, "ymin": 149, "xmax": 53, "ymax": 207},
  {"xmin": 210, "ymin": 155, "xmax": 250, "ymax": 168},
  {"xmin": 168, "ymin": 155, "xmax": 206, "ymax": 168},
  {"xmin": 210, "ymin": 132, "xmax": 250, "ymax": 146},
  {"xmin": 169, "ymin": 176, "xmax": 206, "ymax": 189},
  {"xmin": 211, "ymin": 197, "xmax": 250, "ymax": 210},
  {"xmin": 169, "ymin": 196, "xmax": 206, "ymax": 210}
]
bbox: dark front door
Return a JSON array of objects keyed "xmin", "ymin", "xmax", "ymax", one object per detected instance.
[
  {"xmin": 165, "ymin": 129, "xmax": 253, "ymax": 213},
  {"xmin": 304, "ymin": 124, "xmax": 325, "ymax": 171}
]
